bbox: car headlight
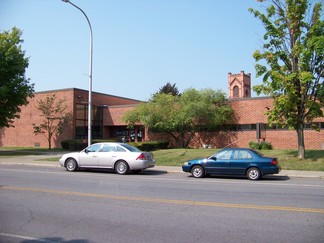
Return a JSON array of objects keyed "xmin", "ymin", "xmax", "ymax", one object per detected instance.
[{"xmin": 183, "ymin": 162, "xmax": 189, "ymax": 165}]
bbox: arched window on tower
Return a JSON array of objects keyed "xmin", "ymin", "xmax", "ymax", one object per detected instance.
[
  {"xmin": 245, "ymin": 89, "xmax": 250, "ymax": 97},
  {"xmin": 233, "ymin": 85, "xmax": 239, "ymax": 98}
]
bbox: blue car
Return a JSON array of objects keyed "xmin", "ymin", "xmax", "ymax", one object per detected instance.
[{"xmin": 182, "ymin": 148, "xmax": 280, "ymax": 180}]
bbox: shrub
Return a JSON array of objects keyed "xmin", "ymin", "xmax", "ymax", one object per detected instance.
[
  {"xmin": 61, "ymin": 139, "xmax": 87, "ymax": 151},
  {"xmin": 248, "ymin": 141, "xmax": 260, "ymax": 150},
  {"xmin": 248, "ymin": 141, "xmax": 273, "ymax": 150},
  {"xmin": 260, "ymin": 141, "xmax": 273, "ymax": 150},
  {"xmin": 129, "ymin": 140, "xmax": 169, "ymax": 151},
  {"xmin": 61, "ymin": 139, "xmax": 74, "ymax": 150}
]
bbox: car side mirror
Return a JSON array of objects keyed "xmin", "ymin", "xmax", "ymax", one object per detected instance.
[
  {"xmin": 84, "ymin": 149, "xmax": 89, "ymax": 153},
  {"xmin": 209, "ymin": 156, "xmax": 217, "ymax": 161}
]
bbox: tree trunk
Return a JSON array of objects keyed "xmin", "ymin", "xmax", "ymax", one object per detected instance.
[
  {"xmin": 48, "ymin": 138, "xmax": 52, "ymax": 150},
  {"xmin": 297, "ymin": 125, "xmax": 305, "ymax": 159},
  {"xmin": 48, "ymin": 131, "xmax": 52, "ymax": 150}
]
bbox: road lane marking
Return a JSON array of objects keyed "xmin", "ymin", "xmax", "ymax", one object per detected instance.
[{"xmin": 2, "ymin": 185, "xmax": 324, "ymax": 214}]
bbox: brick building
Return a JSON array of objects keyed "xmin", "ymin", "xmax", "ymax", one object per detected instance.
[
  {"xmin": 0, "ymin": 72, "xmax": 323, "ymax": 149},
  {"xmin": 0, "ymin": 88, "xmax": 143, "ymax": 148}
]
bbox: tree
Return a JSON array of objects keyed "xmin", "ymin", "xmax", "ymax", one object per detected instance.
[
  {"xmin": 0, "ymin": 27, "xmax": 34, "ymax": 127},
  {"xmin": 249, "ymin": 0, "xmax": 324, "ymax": 159},
  {"xmin": 33, "ymin": 95, "xmax": 72, "ymax": 149},
  {"xmin": 123, "ymin": 88, "xmax": 233, "ymax": 148},
  {"xmin": 155, "ymin": 82, "xmax": 181, "ymax": 96}
]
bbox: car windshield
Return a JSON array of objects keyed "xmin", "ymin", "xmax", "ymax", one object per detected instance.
[{"xmin": 120, "ymin": 143, "xmax": 141, "ymax": 152}]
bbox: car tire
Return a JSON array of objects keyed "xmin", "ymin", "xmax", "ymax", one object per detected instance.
[
  {"xmin": 115, "ymin": 160, "xmax": 129, "ymax": 175},
  {"xmin": 247, "ymin": 167, "xmax": 261, "ymax": 180},
  {"xmin": 191, "ymin": 165, "xmax": 205, "ymax": 178},
  {"xmin": 66, "ymin": 158, "xmax": 78, "ymax": 172}
]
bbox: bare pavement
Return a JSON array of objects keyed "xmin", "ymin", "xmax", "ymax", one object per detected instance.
[{"xmin": 0, "ymin": 152, "xmax": 323, "ymax": 179}]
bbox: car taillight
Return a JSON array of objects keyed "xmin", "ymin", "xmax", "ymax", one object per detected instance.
[
  {"xmin": 270, "ymin": 159, "xmax": 277, "ymax": 165},
  {"xmin": 136, "ymin": 153, "xmax": 146, "ymax": 160}
]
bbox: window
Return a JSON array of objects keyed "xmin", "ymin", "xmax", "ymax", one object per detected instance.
[
  {"xmin": 120, "ymin": 143, "xmax": 141, "ymax": 152},
  {"xmin": 75, "ymin": 104, "xmax": 103, "ymax": 139},
  {"xmin": 101, "ymin": 144, "xmax": 117, "ymax": 152},
  {"xmin": 233, "ymin": 86, "xmax": 239, "ymax": 98},
  {"xmin": 86, "ymin": 144, "xmax": 101, "ymax": 152},
  {"xmin": 233, "ymin": 150, "xmax": 252, "ymax": 159},
  {"xmin": 116, "ymin": 146, "xmax": 126, "ymax": 152},
  {"xmin": 245, "ymin": 89, "xmax": 250, "ymax": 97},
  {"xmin": 216, "ymin": 150, "xmax": 232, "ymax": 160}
]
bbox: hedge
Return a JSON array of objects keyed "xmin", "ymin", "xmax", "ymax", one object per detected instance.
[
  {"xmin": 248, "ymin": 141, "xmax": 273, "ymax": 150},
  {"xmin": 61, "ymin": 139, "xmax": 169, "ymax": 151},
  {"xmin": 128, "ymin": 140, "xmax": 169, "ymax": 151}
]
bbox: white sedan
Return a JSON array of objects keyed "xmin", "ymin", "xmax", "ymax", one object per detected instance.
[{"xmin": 59, "ymin": 142, "xmax": 155, "ymax": 175}]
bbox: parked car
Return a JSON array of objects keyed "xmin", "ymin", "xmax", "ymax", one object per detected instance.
[
  {"xmin": 59, "ymin": 142, "xmax": 155, "ymax": 175},
  {"xmin": 182, "ymin": 148, "xmax": 280, "ymax": 180}
]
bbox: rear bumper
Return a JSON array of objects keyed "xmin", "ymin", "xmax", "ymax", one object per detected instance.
[
  {"xmin": 263, "ymin": 166, "xmax": 281, "ymax": 175},
  {"xmin": 131, "ymin": 160, "xmax": 156, "ymax": 170}
]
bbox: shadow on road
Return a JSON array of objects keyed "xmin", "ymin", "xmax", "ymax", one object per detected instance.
[
  {"xmin": 21, "ymin": 237, "xmax": 89, "ymax": 243},
  {"xmin": 75, "ymin": 168, "xmax": 168, "ymax": 176},
  {"xmin": 184, "ymin": 174, "xmax": 290, "ymax": 181}
]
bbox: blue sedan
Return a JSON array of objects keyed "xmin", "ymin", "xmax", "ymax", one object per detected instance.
[{"xmin": 182, "ymin": 148, "xmax": 280, "ymax": 180}]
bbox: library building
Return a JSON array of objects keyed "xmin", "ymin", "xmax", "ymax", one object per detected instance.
[{"xmin": 1, "ymin": 71, "xmax": 323, "ymax": 149}]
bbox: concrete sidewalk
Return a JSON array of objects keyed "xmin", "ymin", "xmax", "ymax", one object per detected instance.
[{"xmin": 1, "ymin": 154, "xmax": 324, "ymax": 179}]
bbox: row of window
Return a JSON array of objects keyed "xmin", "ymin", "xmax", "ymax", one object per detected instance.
[
  {"xmin": 221, "ymin": 122, "xmax": 324, "ymax": 131},
  {"xmin": 73, "ymin": 103, "xmax": 323, "ymax": 138}
]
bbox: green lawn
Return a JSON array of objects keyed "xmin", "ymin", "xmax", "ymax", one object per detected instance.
[
  {"xmin": 0, "ymin": 147, "xmax": 65, "ymax": 156},
  {"xmin": 1, "ymin": 147, "xmax": 323, "ymax": 171}
]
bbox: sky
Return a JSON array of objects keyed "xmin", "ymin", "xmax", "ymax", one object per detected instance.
[{"xmin": 1, "ymin": 0, "xmax": 267, "ymax": 101}]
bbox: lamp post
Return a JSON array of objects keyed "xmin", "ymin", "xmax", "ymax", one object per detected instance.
[{"xmin": 62, "ymin": 0, "xmax": 93, "ymax": 147}]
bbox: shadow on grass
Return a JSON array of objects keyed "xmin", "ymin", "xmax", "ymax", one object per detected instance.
[{"xmin": 286, "ymin": 150, "xmax": 324, "ymax": 162}]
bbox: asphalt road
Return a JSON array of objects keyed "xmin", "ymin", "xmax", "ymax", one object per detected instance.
[{"xmin": 1, "ymin": 165, "xmax": 324, "ymax": 243}]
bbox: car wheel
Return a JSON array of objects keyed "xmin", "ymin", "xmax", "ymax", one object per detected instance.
[
  {"xmin": 115, "ymin": 160, "xmax": 129, "ymax": 175},
  {"xmin": 247, "ymin": 167, "xmax": 261, "ymax": 180},
  {"xmin": 66, "ymin": 158, "xmax": 78, "ymax": 172},
  {"xmin": 191, "ymin": 165, "xmax": 205, "ymax": 178}
]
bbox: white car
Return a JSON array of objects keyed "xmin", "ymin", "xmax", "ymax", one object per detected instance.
[{"xmin": 59, "ymin": 142, "xmax": 155, "ymax": 175}]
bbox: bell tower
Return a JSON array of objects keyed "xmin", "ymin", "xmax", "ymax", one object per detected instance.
[{"xmin": 228, "ymin": 71, "xmax": 251, "ymax": 99}]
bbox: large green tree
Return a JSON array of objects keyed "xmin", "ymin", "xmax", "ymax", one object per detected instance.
[
  {"xmin": 249, "ymin": 0, "xmax": 324, "ymax": 159},
  {"xmin": 33, "ymin": 95, "xmax": 71, "ymax": 149},
  {"xmin": 123, "ymin": 88, "xmax": 233, "ymax": 148},
  {"xmin": 0, "ymin": 27, "xmax": 34, "ymax": 128}
]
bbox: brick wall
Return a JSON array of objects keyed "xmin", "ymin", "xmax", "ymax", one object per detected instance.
[
  {"xmin": 0, "ymin": 89, "xmax": 74, "ymax": 148},
  {"xmin": 147, "ymin": 97, "xmax": 324, "ymax": 149},
  {"xmin": 0, "ymin": 88, "xmax": 143, "ymax": 148},
  {"xmin": 105, "ymin": 105, "xmax": 140, "ymax": 126}
]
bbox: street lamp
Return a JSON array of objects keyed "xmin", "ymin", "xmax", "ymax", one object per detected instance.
[{"xmin": 62, "ymin": 0, "xmax": 93, "ymax": 147}]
